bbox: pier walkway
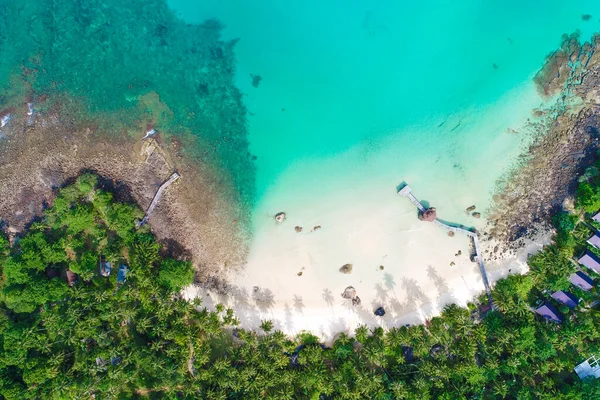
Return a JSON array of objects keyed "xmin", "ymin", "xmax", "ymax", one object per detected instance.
[
  {"xmin": 398, "ymin": 184, "xmax": 494, "ymax": 303},
  {"xmin": 137, "ymin": 172, "xmax": 180, "ymax": 226}
]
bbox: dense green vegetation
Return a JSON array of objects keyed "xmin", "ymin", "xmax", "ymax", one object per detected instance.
[{"xmin": 3, "ymin": 172, "xmax": 600, "ymax": 399}]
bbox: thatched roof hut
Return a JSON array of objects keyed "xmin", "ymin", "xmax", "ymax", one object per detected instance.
[
  {"xmin": 66, "ymin": 270, "xmax": 78, "ymax": 287},
  {"xmin": 418, "ymin": 207, "xmax": 437, "ymax": 222}
]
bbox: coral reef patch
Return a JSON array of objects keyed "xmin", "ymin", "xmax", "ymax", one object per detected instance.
[{"xmin": 489, "ymin": 33, "xmax": 600, "ymax": 246}]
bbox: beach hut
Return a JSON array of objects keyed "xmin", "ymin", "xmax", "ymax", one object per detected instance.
[
  {"xmin": 575, "ymin": 355, "xmax": 600, "ymax": 380},
  {"xmin": 117, "ymin": 264, "xmax": 129, "ymax": 284},
  {"xmin": 66, "ymin": 270, "xmax": 78, "ymax": 287},
  {"xmin": 588, "ymin": 234, "xmax": 600, "ymax": 250},
  {"xmin": 100, "ymin": 261, "xmax": 112, "ymax": 277},
  {"xmin": 534, "ymin": 302, "xmax": 562, "ymax": 323},
  {"xmin": 592, "ymin": 211, "xmax": 600, "ymax": 223},
  {"xmin": 578, "ymin": 251, "xmax": 600, "ymax": 274},
  {"xmin": 551, "ymin": 290, "xmax": 579, "ymax": 309},
  {"xmin": 569, "ymin": 271, "xmax": 594, "ymax": 291}
]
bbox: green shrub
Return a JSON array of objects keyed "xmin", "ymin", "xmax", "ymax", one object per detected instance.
[
  {"xmin": 576, "ymin": 181, "xmax": 600, "ymax": 213},
  {"xmin": 76, "ymin": 173, "xmax": 98, "ymax": 195},
  {"xmin": 552, "ymin": 212, "xmax": 576, "ymax": 234},
  {"xmin": 157, "ymin": 258, "xmax": 194, "ymax": 291}
]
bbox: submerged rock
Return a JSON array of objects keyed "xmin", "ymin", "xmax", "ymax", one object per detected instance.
[
  {"xmin": 562, "ymin": 196, "xmax": 575, "ymax": 212},
  {"xmin": 466, "ymin": 205, "xmax": 476, "ymax": 213},
  {"xmin": 472, "ymin": 212, "xmax": 481, "ymax": 219},
  {"xmin": 250, "ymin": 74, "xmax": 262, "ymax": 88},
  {"xmin": 341, "ymin": 286, "xmax": 356, "ymax": 299},
  {"xmin": 275, "ymin": 212, "xmax": 286, "ymax": 223},
  {"xmin": 339, "ymin": 264, "xmax": 353, "ymax": 274}
]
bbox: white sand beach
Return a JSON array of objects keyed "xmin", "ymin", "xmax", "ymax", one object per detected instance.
[
  {"xmin": 183, "ymin": 82, "xmax": 554, "ymax": 341},
  {"xmin": 172, "ymin": 0, "xmax": 597, "ymax": 341}
]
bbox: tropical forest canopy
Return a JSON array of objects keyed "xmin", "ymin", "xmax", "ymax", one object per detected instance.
[{"xmin": 3, "ymin": 171, "xmax": 600, "ymax": 398}]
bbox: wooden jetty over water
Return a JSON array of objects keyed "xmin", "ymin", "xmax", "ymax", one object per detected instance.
[
  {"xmin": 398, "ymin": 184, "xmax": 494, "ymax": 303},
  {"xmin": 137, "ymin": 172, "xmax": 180, "ymax": 226}
]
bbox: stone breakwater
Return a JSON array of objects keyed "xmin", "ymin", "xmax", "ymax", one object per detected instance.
[{"xmin": 486, "ymin": 33, "xmax": 600, "ymax": 249}]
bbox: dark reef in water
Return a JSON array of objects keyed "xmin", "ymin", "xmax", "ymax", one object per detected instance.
[
  {"xmin": 0, "ymin": 0, "xmax": 256, "ymax": 209},
  {"xmin": 488, "ymin": 32, "xmax": 600, "ymax": 245}
]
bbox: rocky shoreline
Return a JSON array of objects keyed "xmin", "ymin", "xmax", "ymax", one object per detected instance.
[
  {"xmin": 486, "ymin": 33, "xmax": 600, "ymax": 253},
  {"xmin": 0, "ymin": 97, "xmax": 249, "ymax": 278}
]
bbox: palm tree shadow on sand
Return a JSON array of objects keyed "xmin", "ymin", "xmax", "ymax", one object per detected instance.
[{"xmin": 322, "ymin": 288, "xmax": 335, "ymax": 307}]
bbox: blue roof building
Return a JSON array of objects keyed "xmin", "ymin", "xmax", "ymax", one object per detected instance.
[
  {"xmin": 551, "ymin": 290, "xmax": 579, "ymax": 309},
  {"xmin": 535, "ymin": 302, "xmax": 562, "ymax": 323},
  {"xmin": 570, "ymin": 271, "xmax": 594, "ymax": 291},
  {"xmin": 578, "ymin": 251, "xmax": 600, "ymax": 274},
  {"xmin": 117, "ymin": 264, "xmax": 129, "ymax": 284},
  {"xmin": 588, "ymin": 234, "xmax": 600, "ymax": 250}
]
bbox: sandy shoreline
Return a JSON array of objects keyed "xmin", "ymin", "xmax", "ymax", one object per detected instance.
[
  {"xmin": 184, "ymin": 35, "xmax": 600, "ymax": 341},
  {"xmin": 185, "ymin": 213, "xmax": 551, "ymax": 341}
]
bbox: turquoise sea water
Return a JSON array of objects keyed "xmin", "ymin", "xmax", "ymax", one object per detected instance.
[
  {"xmin": 167, "ymin": 2, "xmax": 600, "ymax": 336},
  {"xmin": 169, "ymin": 0, "xmax": 600, "ymax": 203}
]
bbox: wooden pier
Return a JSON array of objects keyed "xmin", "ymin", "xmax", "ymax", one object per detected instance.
[
  {"xmin": 398, "ymin": 184, "xmax": 494, "ymax": 303},
  {"xmin": 137, "ymin": 172, "xmax": 180, "ymax": 226}
]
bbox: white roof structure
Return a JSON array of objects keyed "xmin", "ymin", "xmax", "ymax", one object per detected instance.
[
  {"xmin": 575, "ymin": 355, "xmax": 600, "ymax": 380},
  {"xmin": 397, "ymin": 184, "xmax": 411, "ymax": 196}
]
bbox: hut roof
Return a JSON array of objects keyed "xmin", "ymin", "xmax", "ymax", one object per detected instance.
[
  {"xmin": 588, "ymin": 234, "xmax": 600, "ymax": 250},
  {"xmin": 66, "ymin": 270, "xmax": 78, "ymax": 287},
  {"xmin": 593, "ymin": 211, "xmax": 600, "ymax": 223},
  {"xmin": 419, "ymin": 208, "xmax": 437, "ymax": 222},
  {"xmin": 551, "ymin": 290, "xmax": 579, "ymax": 309},
  {"xmin": 535, "ymin": 302, "xmax": 562, "ymax": 323},
  {"xmin": 117, "ymin": 264, "xmax": 129, "ymax": 284},
  {"xmin": 578, "ymin": 251, "xmax": 600, "ymax": 274},
  {"xmin": 100, "ymin": 261, "xmax": 112, "ymax": 277},
  {"xmin": 569, "ymin": 271, "xmax": 594, "ymax": 291}
]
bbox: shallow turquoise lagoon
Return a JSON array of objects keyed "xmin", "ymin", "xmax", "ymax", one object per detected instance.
[
  {"xmin": 170, "ymin": 0, "xmax": 599, "ymax": 204},
  {"xmin": 172, "ymin": 1, "xmax": 600, "ymax": 334}
]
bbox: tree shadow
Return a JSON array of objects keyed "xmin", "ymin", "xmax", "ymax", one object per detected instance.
[
  {"xmin": 226, "ymin": 285, "xmax": 262, "ymax": 328},
  {"xmin": 426, "ymin": 265, "xmax": 449, "ymax": 299},
  {"xmin": 284, "ymin": 303, "xmax": 294, "ymax": 331},
  {"xmin": 401, "ymin": 277, "xmax": 430, "ymax": 309},
  {"xmin": 252, "ymin": 287, "xmax": 275, "ymax": 312},
  {"xmin": 374, "ymin": 283, "xmax": 389, "ymax": 303},
  {"xmin": 293, "ymin": 294, "xmax": 305, "ymax": 315},
  {"xmin": 353, "ymin": 303, "xmax": 378, "ymax": 327},
  {"xmin": 329, "ymin": 319, "xmax": 350, "ymax": 339},
  {"xmin": 322, "ymin": 288, "xmax": 334, "ymax": 307},
  {"xmin": 383, "ymin": 273, "xmax": 396, "ymax": 290},
  {"xmin": 437, "ymin": 291, "xmax": 460, "ymax": 312}
]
